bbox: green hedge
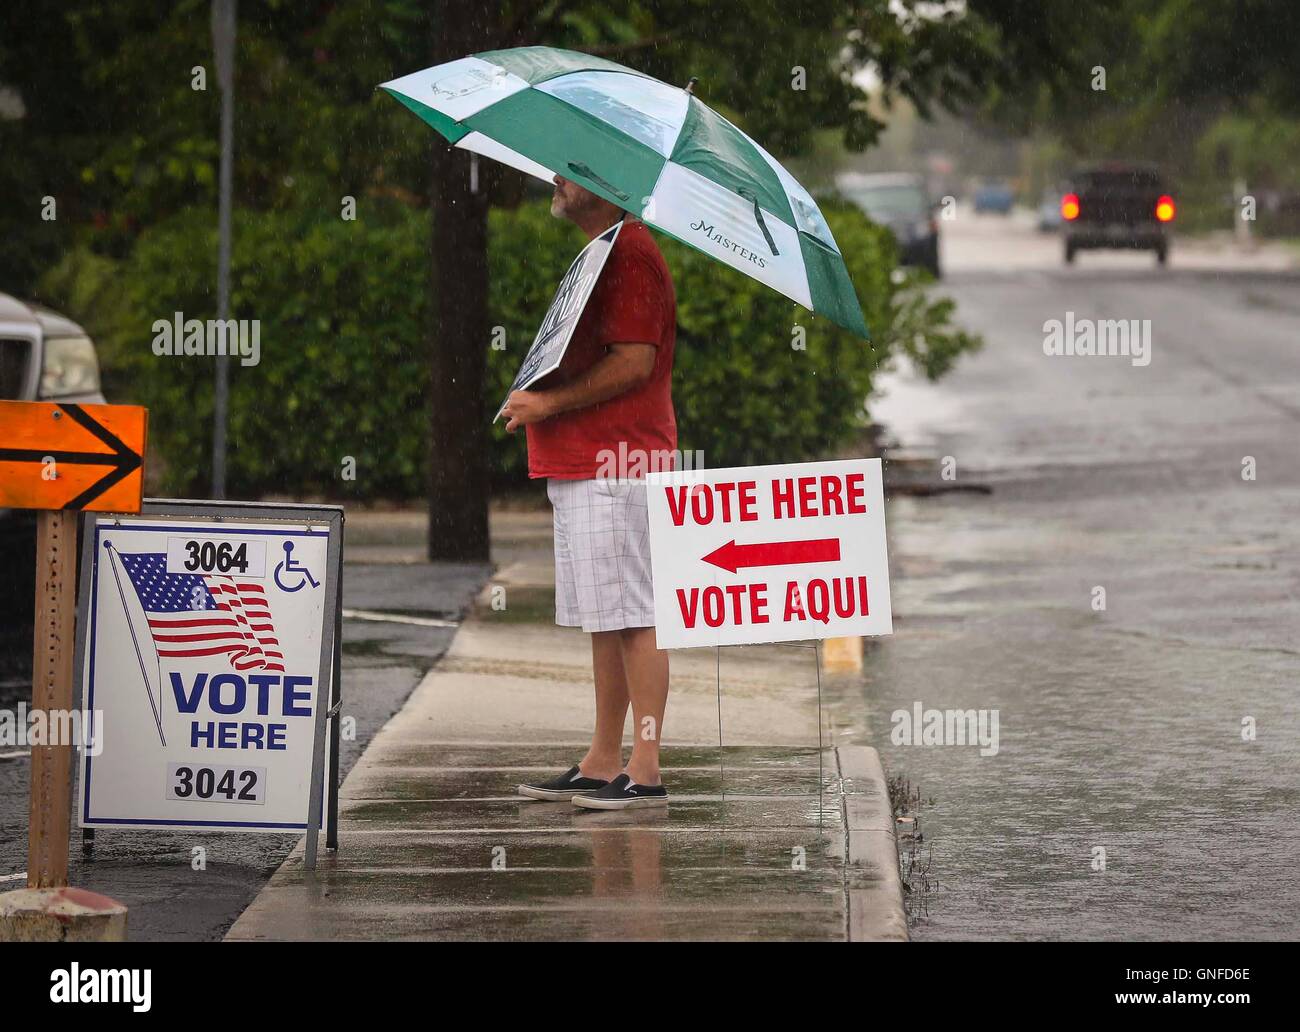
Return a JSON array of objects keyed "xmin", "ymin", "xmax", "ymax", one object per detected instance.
[
  {"xmin": 43, "ymin": 203, "xmax": 431, "ymax": 498},
  {"xmin": 42, "ymin": 198, "xmax": 978, "ymax": 498}
]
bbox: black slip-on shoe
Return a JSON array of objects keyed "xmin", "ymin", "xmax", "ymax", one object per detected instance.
[
  {"xmin": 571, "ymin": 773, "xmax": 669, "ymax": 810},
  {"xmin": 518, "ymin": 766, "xmax": 611, "ymax": 801}
]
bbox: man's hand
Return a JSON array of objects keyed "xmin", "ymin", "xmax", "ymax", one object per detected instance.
[
  {"xmin": 502, "ymin": 345, "xmax": 656, "ymax": 432},
  {"xmin": 502, "ymin": 389, "xmax": 552, "ymax": 433}
]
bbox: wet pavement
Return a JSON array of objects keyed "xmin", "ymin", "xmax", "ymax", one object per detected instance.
[
  {"xmin": 0, "ymin": 532, "xmax": 488, "ymax": 941},
  {"xmin": 227, "ymin": 516, "xmax": 906, "ymax": 942},
  {"xmin": 231, "ymin": 746, "xmax": 850, "ymax": 942},
  {"xmin": 867, "ymin": 214, "xmax": 1300, "ymax": 939},
  {"xmin": 3, "ymin": 506, "xmax": 905, "ymax": 941}
]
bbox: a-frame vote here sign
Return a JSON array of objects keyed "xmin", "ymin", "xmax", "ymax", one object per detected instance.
[
  {"xmin": 75, "ymin": 502, "xmax": 343, "ymax": 850},
  {"xmin": 494, "ymin": 219, "xmax": 624, "ymax": 421},
  {"xmin": 645, "ymin": 458, "xmax": 893, "ymax": 649}
]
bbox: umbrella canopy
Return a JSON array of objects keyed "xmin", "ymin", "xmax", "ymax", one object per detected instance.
[{"xmin": 380, "ymin": 46, "xmax": 868, "ymax": 338}]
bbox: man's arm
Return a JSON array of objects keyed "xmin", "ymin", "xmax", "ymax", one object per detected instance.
[{"xmin": 502, "ymin": 342, "xmax": 656, "ymax": 432}]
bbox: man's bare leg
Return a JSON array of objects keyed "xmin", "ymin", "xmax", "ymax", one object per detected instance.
[
  {"xmin": 620, "ymin": 626, "xmax": 669, "ymax": 785},
  {"xmin": 578, "ymin": 630, "xmax": 629, "ymax": 781}
]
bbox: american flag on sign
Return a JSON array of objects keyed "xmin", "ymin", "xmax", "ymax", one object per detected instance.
[{"xmin": 111, "ymin": 549, "xmax": 284, "ymax": 672}]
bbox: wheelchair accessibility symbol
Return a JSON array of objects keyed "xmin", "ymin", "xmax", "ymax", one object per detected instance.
[{"xmin": 274, "ymin": 541, "xmax": 320, "ymax": 593}]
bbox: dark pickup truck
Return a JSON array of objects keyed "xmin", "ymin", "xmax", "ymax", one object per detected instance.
[{"xmin": 1061, "ymin": 163, "xmax": 1174, "ymax": 265}]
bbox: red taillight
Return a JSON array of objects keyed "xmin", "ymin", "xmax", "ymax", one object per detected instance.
[
  {"xmin": 1061, "ymin": 193, "xmax": 1080, "ymax": 220},
  {"xmin": 1155, "ymin": 195, "xmax": 1175, "ymax": 222}
]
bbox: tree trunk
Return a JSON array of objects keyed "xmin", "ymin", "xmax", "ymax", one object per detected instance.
[{"xmin": 426, "ymin": 5, "xmax": 494, "ymax": 561}]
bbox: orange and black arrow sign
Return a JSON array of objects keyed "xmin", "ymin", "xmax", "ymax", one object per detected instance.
[{"xmin": 0, "ymin": 400, "xmax": 147, "ymax": 512}]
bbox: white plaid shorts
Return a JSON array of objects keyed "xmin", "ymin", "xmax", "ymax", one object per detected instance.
[{"xmin": 547, "ymin": 478, "xmax": 656, "ymax": 633}]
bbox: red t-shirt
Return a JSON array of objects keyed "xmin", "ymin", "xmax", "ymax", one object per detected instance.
[{"xmin": 526, "ymin": 219, "xmax": 677, "ymax": 480}]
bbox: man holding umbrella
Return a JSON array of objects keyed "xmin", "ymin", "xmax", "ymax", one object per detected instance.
[
  {"xmin": 381, "ymin": 45, "xmax": 867, "ymax": 810},
  {"xmin": 502, "ymin": 175, "xmax": 676, "ymax": 810}
]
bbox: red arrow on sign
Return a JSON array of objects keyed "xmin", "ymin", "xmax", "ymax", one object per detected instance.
[{"xmin": 701, "ymin": 537, "xmax": 841, "ymax": 574}]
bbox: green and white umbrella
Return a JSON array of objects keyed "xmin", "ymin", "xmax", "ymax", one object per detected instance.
[{"xmin": 380, "ymin": 46, "xmax": 868, "ymax": 338}]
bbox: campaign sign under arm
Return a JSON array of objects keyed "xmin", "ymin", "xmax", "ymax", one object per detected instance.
[
  {"xmin": 493, "ymin": 219, "xmax": 624, "ymax": 421},
  {"xmin": 645, "ymin": 458, "xmax": 893, "ymax": 649}
]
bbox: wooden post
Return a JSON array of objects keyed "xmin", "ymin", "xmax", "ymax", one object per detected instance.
[
  {"xmin": 0, "ymin": 399, "xmax": 145, "ymax": 912},
  {"xmin": 28, "ymin": 509, "xmax": 77, "ymax": 889}
]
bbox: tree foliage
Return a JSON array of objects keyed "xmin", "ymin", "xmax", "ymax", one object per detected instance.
[
  {"xmin": 7, "ymin": 0, "xmax": 1011, "ymax": 518},
  {"xmin": 42, "ymin": 197, "xmax": 976, "ymax": 497}
]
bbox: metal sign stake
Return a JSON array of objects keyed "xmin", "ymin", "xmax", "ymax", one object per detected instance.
[
  {"xmin": 715, "ymin": 645, "xmax": 725, "ymax": 813},
  {"xmin": 714, "ymin": 641, "xmax": 827, "ymax": 833},
  {"xmin": 304, "ymin": 521, "xmax": 342, "ymax": 871},
  {"xmin": 325, "ymin": 541, "xmax": 344, "ymax": 852}
]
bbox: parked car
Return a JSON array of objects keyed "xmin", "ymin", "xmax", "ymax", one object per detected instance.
[
  {"xmin": 973, "ymin": 180, "xmax": 1015, "ymax": 215},
  {"xmin": 1, "ymin": 293, "xmax": 105, "ymax": 404},
  {"xmin": 1061, "ymin": 163, "xmax": 1174, "ymax": 265},
  {"xmin": 1037, "ymin": 188, "xmax": 1064, "ymax": 232},
  {"xmin": 0, "ymin": 292, "xmax": 107, "ymax": 623},
  {"xmin": 837, "ymin": 172, "xmax": 941, "ymax": 278}
]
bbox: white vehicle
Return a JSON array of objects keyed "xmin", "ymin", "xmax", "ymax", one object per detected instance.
[
  {"xmin": 1, "ymin": 292, "xmax": 107, "ymax": 621},
  {"xmin": 0, "ymin": 291, "xmax": 106, "ymax": 404}
]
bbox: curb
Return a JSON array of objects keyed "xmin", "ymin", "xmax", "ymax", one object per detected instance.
[{"xmin": 837, "ymin": 745, "xmax": 909, "ymax": 941}]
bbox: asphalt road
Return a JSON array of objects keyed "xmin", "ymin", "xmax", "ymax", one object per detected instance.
[
  {"xmin": 0, "ymin": 553, "xmax": 487, "ymax": 941},
  {"xmin": 869, "ymin": 212, "xmax": 1300, "ymax": 939}
]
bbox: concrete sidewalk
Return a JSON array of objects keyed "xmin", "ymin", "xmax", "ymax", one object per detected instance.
[{"xmin": 227, "ymin": 509, "xmax": 905, "ymax": 941}]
